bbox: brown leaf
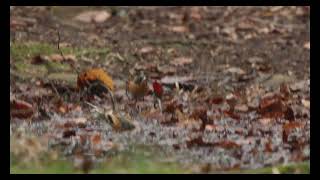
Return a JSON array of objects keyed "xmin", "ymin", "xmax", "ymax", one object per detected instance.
[
  {"xmin": 208, "ymin": 96, "xmax": 224, "ymax": 105},
  {"xmin": 259, "ymin": 118, "xmax": 273, "ymax": 126},
  {"xmin": 303, "ymin": 42, "xmax": 310, "ymax": 50},
  {"xmin": 264, "ymin": 140, "xmax": 273, "ymax": 152},
  {"xmin": 223, "ymin": 110, "xmax": 240, "ymax": 120},
  {"xmin": 139, "ymin": 46, "xmax": 154, "ymax": 54},
  {"xmin": 169, "ymin": 25, "xmax": 189, "ymax": 33},
  {"xmin": 63, "ymin": 129, "xmax": 76, "ymax": 138},
  {"xmin": 186, "ymin": 136, "xmax": 212, "ymax": 148},
  {"xmin": 161, "ymin": 75, "xmax": 194, "ymax": 84},
  {"xmin": 74, "ymin": 10, "xmax": 111, "ymax": 23},
  {"xmin": 10, "ymin": 99, "xmax": 34, "ymax": 119},
  {"xmin": 284, "ymin": 107, "xmax": 295, "ymax": 121},
  {"xmin": 190, "ymin": 7, "xmax": 202, "ymax": 20},
  {"xmin": 258, "ymin": 94, "xmax": 285, "ymax": 118},
  {"xmin": 301, "ymin": 99, "xmax": 310, "ymax": 109},
  {"xmin": 225, "ymin": 67, "xmax": 246, "ymax": 75},
  {"xmin": 91, "ymin": 133, "xmax": 102, "ymax": 146},
  {"xmin": 170, "ymin": 57, "xmax": 193, "ymax": 66},
  {"xmin": 234, "ymin": 104, "xmax": 248, "ymax": 112},
  {"xmin": 283, "ymin": 122, "xmax": 305, "ymax": 143},
  {"xmin": 164, "ymin": 100, "xmax": 183, "ymax": 114},
  {"xmin": 214, "ymin": 140, "xmax": 240, "ymax": 149},
  {"xmin": 156, "ymin": 65, "xmax": 176, "ymax": 75}
]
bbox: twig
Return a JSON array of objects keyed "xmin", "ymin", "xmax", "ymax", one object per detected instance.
[
  {"xmin": 56, "ymin": 28, "xmax": 80, "ymax": 75},
  {"xmin": 50, "ymin": 81, "xmax": 61, "ymax": 99},
  {"xmin": 57, "ymin": 29, "xmax": 67, "ymax": 62}
]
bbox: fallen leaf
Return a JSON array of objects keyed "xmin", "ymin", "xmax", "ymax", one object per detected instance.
[
  {"xmin": 170, "ymin": 57, "xmax": 193, "ymax": 66},
  {"xmin": 214, "ymin": 140, "xmax": 240, "ymax": 149},
  {"xmin": 157, "ymin": 65, "xmax": 176, "ymax": 75},
  {"xmin": 161, "ymin": 75, "xmax": 194, "ymax": 84},
  {"xmin": 10, "ymin": 99, "xmax": 34, "ymax": 119},
  {"xmin": 283, "ymin": 122, "xmax": 305, "ymax": 143},
  {"xmin": 290, "ymin": 81, "xmax": 306, "ymax": 92},
  {"xmin": 234, "ymin": 104, "xmax": 248, "ymax": 112},
  {"xmin": 62, "ymin": 129, "xmax": 76, "ymax": 138},
  {"xmin": 284, "ymin": 107, "xmax": 295, "ymax": 121},
  {"xmin": 91, "ymin": 133, "xmax": 102, "ymax": 146},
  {"xmin": 190, "ymin": 7, "xmax": 202, "ymax": 20},
  {"xmin": 223, "ymin": 110, "xmax": 240, "ymax": 120},
  {"xmin": 208, "ymin": 97, "xmax": 224, "ymax": 105},
  {"xmin": 169, "ymin": 25, "xmax": 189, "ymax": 33},
  {"xmin": 303, "ymin": 42, "xmax": 310, "ymax": 50},
  {"xmin": 301, "ymin": 99, "xmax": 310, "ymax": 109},
  {"xmin": 226, "ymin": 67, "xmax": 246, "ymax": 75},
  {"xmin": 259, "ymin": 118, "xmax": 273, "ymax": 126},
  {"xmin": 139, "ymin": 46, "xmax": 154, "ymax": 54},
  {"xmin": 258, "ymin": 94, "xmax": 285, "ymax": 118},
  {"xmin": 74, "ymin": 10, "xmax": 111, "ymax": 23}
]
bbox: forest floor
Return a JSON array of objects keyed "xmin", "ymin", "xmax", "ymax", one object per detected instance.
[{"xmin": 10, "ymin": 6, "xmax": 310, "ymax": 173}]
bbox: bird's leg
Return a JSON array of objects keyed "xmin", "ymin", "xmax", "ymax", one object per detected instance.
[{"xmin": 157, "ymin": 98, "xmax": 162, "ymax": 113}]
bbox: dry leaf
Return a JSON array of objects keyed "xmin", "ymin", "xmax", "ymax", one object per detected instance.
[
  {"xmin": 10, "ymin": 99, "xmax": 34, "ymax": 119},
  {"xmin": 301, "ymin": 99, "xmax": 310, "ymax": 109},
  {"xmin": 139, "ymin": 46, "xmax": 154, "ymax": 54},
  {"xmin": 74, "ymin": 10, "xmax": 111, "ymax": 23},
  {"xmin": 170, "ymin": 57, "xmax": 193, "ymax": 66},
  {"xmin": 226, "ymin": 67, "xmax": 246, "ymax": 75},
  {"xmin": 234, "ymin": 104, "xmax": 248, "ymax": 112},
  {"xmin": 169, "ymin": 25, "xmax": 189, "ymax": 33},
  {"xmin": 303, "ymin": 42, "xmax": 310, "ymax": 50}
]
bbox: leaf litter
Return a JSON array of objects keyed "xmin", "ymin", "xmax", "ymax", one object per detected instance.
[{"xmin": 10, "ymin": 6, "xmax": 309, "ymax": 173}]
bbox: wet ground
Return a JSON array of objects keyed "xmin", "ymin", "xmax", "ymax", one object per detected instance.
[{"xmin": 10, "ymin": 6, "xmax": 310, "ymax": 173}]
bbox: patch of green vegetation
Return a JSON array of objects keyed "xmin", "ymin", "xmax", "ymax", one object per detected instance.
[
  {"xmin": 10, "ymin": 42, "xmax": 111, "ymax": 81},
  {"xmin": 234, "ymin": 162, "xmax": 310, "ymax": 174},
  {"xmin": 14, "ymin": 61, "xmax": 48, "ymax": 79},
  {"xmin": 10, "ymin": 144, "xmax": 189, "ymax": 174},
  {"xmin": 10, "ymin": 41, "xmax": 110, "ymax": 62}
]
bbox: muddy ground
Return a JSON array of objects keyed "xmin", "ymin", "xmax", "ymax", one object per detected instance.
[{"xmin": 10, "ymin": 6, "xmax": 310, "ymax": 173}]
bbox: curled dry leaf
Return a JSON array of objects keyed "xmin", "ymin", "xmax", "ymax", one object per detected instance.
[
  {"xmin": 226, "ymin": 67, "xmax": 246, "ymax": 75},
  {"xmin": 282, "ymin": 122, "xmax": 305, "ymax": 143},
  {"xmin": 161, "ymin": 75, "xmax": 194, "ymax": 84},
  {"xmin": 214, "ymin": 140, "xmax": 240, "ymax": 149},
  {"xmin": 62, "ymin": 129, "xmax": 76, "ymax": 138},
  {"xmin": 74, "ymin": 10, "xmax": 111, "ymax": 23},
  {"xmin": 208, "ymin": 96, "xmax": 224, "ymax": 105},
  {"xmin": 303, "ymin": 42, "xmax": 310, "ymax": 50},
  {"xmin": 301, "ymin": 99, "xmax": 310, "ymax": 109},
  {"xmin": 234, "ymin": 104, "xmax": 248, "ymax": 112},
  {"xmin": 169, "ymin": 25, "xmax": 189, "ymax": 33},
  {"xmin": 258, "ymin": 94, "xmax": 285, "ymax": 118},
  {"xmin": 190, "ymin": 7, "xmax": 202, "ymax": 20},
  {"xmin": 170, "ymin": 57, "xmax": 193, "ymax": 66},
  {"xmin": 139, "ymin": 46, "xmax": 154, "ymax": 54},
  {"xmin": 223, "ymin": 110, "xmax": 240, "ymax": 120},
  {"xmin": 91, "ymin": 133, "xmax": 102, "ymax": 146},
  {"xmin": 259, "ymin": 118, "xmax": 273, "ymax": 126},
  {"xmin": 10, "ymin": 99, "xmax": 34, "ymax": 119},
  {"xmin": 32, "ymin": 54, "xmax": 77, "ymax": 64},
  {"xmin": 164, "ymin": 100, "xmax": 183, "ymax": 114},
  {"xmin": 157, "ymin": 65, "xmax": 176, "ymax": 75}
]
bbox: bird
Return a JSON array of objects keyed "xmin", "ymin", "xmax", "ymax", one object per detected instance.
[
  {"xmin": 152, "ymin": 80, "xmax": 163, "ymax": 112},
  {"xmin": 105, "ymin": 110, "xmax": 135, "ymax": 131},
  {"xmin": 77, "ymin": 68, "xmax": 116, "ymax": 110},
  {"xmin": 126, "ymin": 71, "xmax": 149, "ymax": 102}
]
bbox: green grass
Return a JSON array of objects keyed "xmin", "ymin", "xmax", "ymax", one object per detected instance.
[
  {"xmin": 10, "ymin": 42, "xmax": 110, "ymax": 62},
  {"xmin": 233, "ymin": 162, "xmax": 310, "ymax": 174},
  {"xmin": 10, "ymin": 41, "xmax": 111, "ymax": 81}
]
